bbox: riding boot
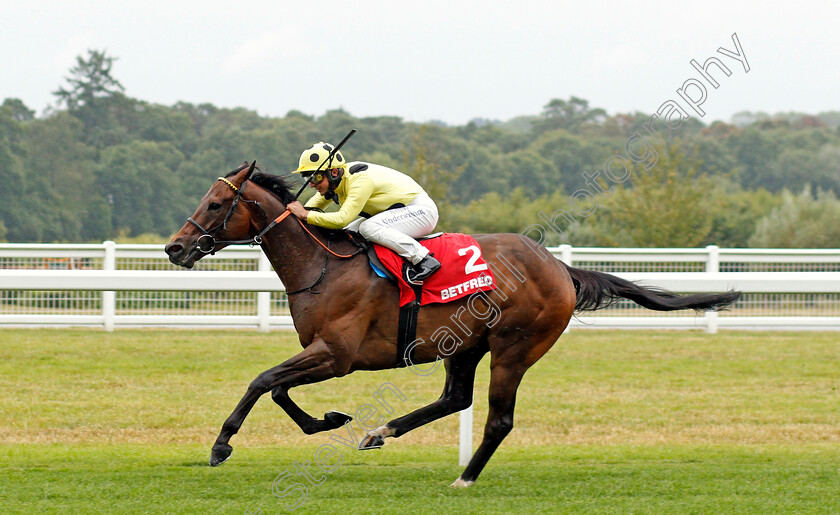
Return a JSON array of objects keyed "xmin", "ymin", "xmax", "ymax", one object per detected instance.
[{"xmin": 406, "ymin": 255, "xmax": 441, "ymax": 284}]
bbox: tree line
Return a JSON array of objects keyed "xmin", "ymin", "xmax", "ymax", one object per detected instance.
[{"xmin": 1, "ymin": 49, "xmax": 839, "ymax": 248}]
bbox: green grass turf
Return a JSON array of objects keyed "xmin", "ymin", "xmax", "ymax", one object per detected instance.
[
  {"xmin": 3, "ymin": 444, "xmax": 839, "ymax": 514},
  {"xmin": 0, "ymin": 329, "xmax": 838, "ymax": 513}
]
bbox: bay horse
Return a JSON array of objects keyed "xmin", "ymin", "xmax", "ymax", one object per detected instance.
[{"xmin": 165, "ymin": 162, "xmax": 740, "ymax": 487}]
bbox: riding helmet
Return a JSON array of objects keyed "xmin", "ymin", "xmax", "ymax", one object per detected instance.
[{"xmin": 294, "ymin": 142, "xmax": 346, "ymax": 174}]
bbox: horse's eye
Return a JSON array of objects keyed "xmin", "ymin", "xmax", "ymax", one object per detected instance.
[{"xmin": 208, "ymin": 202, "xmax": 222, "ymax": 211}]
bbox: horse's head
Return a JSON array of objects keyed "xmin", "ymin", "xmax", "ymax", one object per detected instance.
[{"xmin": 165, "ymin": 161, "xmax": 260, "ymax": 268}]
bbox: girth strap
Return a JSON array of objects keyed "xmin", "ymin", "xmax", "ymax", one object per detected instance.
[{"xmin": 395, "ymin": 266, "xmax": 424, "ymax": 368}]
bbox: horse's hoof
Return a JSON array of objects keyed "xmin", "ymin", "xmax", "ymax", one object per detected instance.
[
  {"xmin": 358, "ymin": 433, "xmax": 384, "ymax": 450},
  {"xmin": 450, "ymin": 477, "xmax": 474, "ymax": 488},
  {"xmin": 209, "ymin": 443, "xmax": 233, "ymax": 467},
  {"xmin": 324, "ymin": 410, "xmax": 353, "ymax": 429}
]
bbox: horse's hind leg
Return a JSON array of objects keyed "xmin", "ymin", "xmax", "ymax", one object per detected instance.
[
  {"xmin": 359, "ymin": 342, "xmax": 488, "ymax": 449},
  {"xmin": 449, "ymin": 359, "xmax": 526, "ymax": 487},
  {"xmin": 210, "ymin": 339, "xmax": 345, "ymax": 466}
]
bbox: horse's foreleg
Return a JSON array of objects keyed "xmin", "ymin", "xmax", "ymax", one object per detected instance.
[
  {"xmin": 359, "ymin": 342, "xmax": 487, "ymax": 449},
  {"xmin": 210, "ymin": 340, "xmax": 342, "ymax": 466},
  {"xmin": 270, "ymin": 386, "xmax": 352, "ymax": 435}
]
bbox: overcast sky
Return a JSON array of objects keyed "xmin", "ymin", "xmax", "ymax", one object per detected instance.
[{"xmin": 2, "ymin": 0, "xmax": 838, "ymax": 125}]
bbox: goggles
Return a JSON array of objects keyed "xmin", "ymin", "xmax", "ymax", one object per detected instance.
[{"xmin": 303, "ymin": 170, "xmax": 331, "ymax": 185}]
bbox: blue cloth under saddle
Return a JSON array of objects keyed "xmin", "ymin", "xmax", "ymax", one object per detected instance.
[{"xmin": 370, "ymin": 261, "xmax": 389, "ymax": 278}]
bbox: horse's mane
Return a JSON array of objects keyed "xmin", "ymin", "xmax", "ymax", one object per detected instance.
[
  {"xmin": 225, "ymin": 164, "xmax": 347, "ymax": 241},
  {"xmin": 222, "ymin": 163, "xmax": 296, "ymax": 207},
  {"xmin": 249, "ymin": 172, "xmax": 296, "ymax": 206}
]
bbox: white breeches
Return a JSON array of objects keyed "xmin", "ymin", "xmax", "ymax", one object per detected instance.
[{"xmin": 344, "ymin": 192, "xmax": 439, "ymax": 265}]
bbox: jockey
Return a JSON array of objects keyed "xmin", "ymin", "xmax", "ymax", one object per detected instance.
[{"xmin": 286, "ymin": 142, "xmax": 441, "ymax": 283}]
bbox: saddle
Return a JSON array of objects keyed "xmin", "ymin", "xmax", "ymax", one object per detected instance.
[
  {"xmin": 363, "ymin": 232, "xmax": 444, "ymax": 284},
  {"xmin": 345, "ymin": 231, "xmax": 497, "ymax": 368}
]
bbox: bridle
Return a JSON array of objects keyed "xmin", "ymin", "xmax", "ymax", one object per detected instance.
[
  {"xmin": 185, "ymin": 175, "xmax": 364, "ymax": 294},
  {"xmin": 187, "ymin": 176, "xmax": 284, "ymax": 254}
]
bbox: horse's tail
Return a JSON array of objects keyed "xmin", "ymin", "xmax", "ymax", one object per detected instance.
[{"xmin": 564, "ymin": 264, "xmax": 741, "ymax": 312}]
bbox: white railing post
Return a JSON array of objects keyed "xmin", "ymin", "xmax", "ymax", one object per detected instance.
[
  {"xmin": 705, "ymin": 245, "xmax": 720, "ymax": 334},
  {"xmin": 706, "ymin": 245, "xmax": 720, "ymax": 273},
  {"xmin": 559, "ymin": 244, "xmax": 573, "ymax": 266},
  {"xmin": 558, "ymin": 244, "xmax": 574, "ymax": 332},
  {"xmin": 257, "ymin": 252, "xmax": 271, "ymax": 332},
  {"xmin": 257, "ymin": 252, "xmax": 271, "ymax": 333},
  {"xmin": 459, "ymin": 404, "xmax": 473, "ymax": 466},
  {"xmin": 102, "ymin": 241, "xmax": 116, "ymax": 332}
]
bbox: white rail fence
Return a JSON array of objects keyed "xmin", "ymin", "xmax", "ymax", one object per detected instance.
[{"xmin": 1, "ymin": 242, "xmax": 839, "ymax": 332}]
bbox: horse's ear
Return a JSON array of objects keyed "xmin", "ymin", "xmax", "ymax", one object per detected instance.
[{"xmin": 245, "ymin": 160, "xmax": 256, "ymax": 180}]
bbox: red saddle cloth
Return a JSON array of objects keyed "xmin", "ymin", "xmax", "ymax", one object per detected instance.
[{"xmin": 373, "ymin": 233, "xmax": 497, "ymax": 307}]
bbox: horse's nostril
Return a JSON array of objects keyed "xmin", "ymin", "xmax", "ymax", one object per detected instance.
[{"xmin": 165, "ymin": 243, "xmax": 183, "ymax": 256}]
